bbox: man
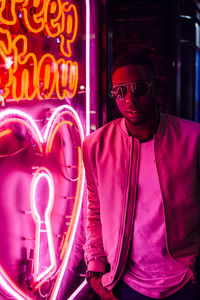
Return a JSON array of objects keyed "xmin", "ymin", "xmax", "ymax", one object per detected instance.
[{"xmin": 83, "ymin": 52, "xmax": 200, "ymax": 299}]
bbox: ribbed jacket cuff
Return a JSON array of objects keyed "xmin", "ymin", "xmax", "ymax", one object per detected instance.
[{"xmin": 87, "ymin": 259, "xmax": 107, "ymax": 273}]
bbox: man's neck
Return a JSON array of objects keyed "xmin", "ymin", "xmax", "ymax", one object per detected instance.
[{"xmin": 125, "ymin": 112, "xmax": 160, "ymax": 142}]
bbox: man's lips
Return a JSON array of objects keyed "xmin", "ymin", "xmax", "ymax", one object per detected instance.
[
  {"xmin": 126, "ymin": 109, "xmax": 138, "ymax": 114},
  {"xmin": 126, "ymin": 105, "xmax": 139, "ymax": 112}
]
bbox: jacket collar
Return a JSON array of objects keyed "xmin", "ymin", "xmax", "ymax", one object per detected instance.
[
  {"xmin": 119, "ymin": 117, "xmax": 129, "ymax": 137},
  {"xmin": 119, "ymin": 112, "xmax": 165, "ymax": 139}
]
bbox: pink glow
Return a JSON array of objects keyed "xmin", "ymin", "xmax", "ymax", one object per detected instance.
[
  {"xmin": 46, "ymin": 120, "xmax": 73, "ymax": 153},
  {"xmin": 44, "ymin": 104, "xmax": 84, "ymax": 143},
  {"xmin": 0, "ymin": 118, "xmax": 43, "ymax": 153},
  {"xmin": 0, "ymin": 128, "xmax": 12, "ymax": 138},
  {"xmin": 0, "ymin": 105, "xmax": 85, "ymax": 299},
  {"xmin": 0, "ymin": 0, "xmax": 90, "ymax": 297},
  {"xmin": 86, "ymin": 0, "xmax": 90, "ymax": 136},
  {"xmin": 47, "ymin": 107, "xmax": 85, "ymax": 300},
  {"xmin": 0, "ymin": 109, "xmax": 44, "ymax": 143},
  {"xmin": 30, "ymin": 168, "xmax": 56, "ymax": 285},
  {"xmin": 0, "ymin": 266, "xmax": 31, "ymax": 300},
  {"xmin": 67, "ymin": 279, "xmax": 87, "ymax": 300}
]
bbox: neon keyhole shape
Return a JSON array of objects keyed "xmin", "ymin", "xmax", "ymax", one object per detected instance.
[{"xmin": 30, "ymin": 168, "xmax": 57, "ymax": 284}]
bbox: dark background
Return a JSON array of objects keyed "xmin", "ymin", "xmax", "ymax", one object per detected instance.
[{"xmin": 97, "ymin": 0, "xmax": 200, "ymax": 125}]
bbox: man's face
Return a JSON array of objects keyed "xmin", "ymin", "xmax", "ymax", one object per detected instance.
[{"xmin": 112, "ymin": 65, "xmax": 156, "ymax": 125}]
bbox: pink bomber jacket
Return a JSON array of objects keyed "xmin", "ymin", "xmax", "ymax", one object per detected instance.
[{"xmin": 83, "ymin": 113, "xmax": 200, "ymax": 290}]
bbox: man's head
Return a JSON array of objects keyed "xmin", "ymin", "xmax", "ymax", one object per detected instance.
[{"xmin": 111, "ymin": 52, "xmax": 157, "ymax": 126}]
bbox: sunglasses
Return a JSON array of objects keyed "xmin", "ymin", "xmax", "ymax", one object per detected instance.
[{"xmin": 111, "ymin": 80, "xmax": 152, "ymax": 100}]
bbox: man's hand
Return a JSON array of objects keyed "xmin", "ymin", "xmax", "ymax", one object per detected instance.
[{"xmin": 90, "ymin": 276, "xmax": 118, "ymax": 300}]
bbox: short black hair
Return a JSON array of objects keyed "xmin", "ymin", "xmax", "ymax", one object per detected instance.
[{"xmin": 111, "ymin": 51, "xmax": 155, "ymax": 76}]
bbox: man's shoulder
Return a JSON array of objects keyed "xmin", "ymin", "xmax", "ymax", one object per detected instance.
[
  {"xmin": 163, "ymin": 113, "xmax": 200, "ymax": 132},
  {"xmin": 84, "ymin": 118, "xmax": 123, "ymax": 145}
]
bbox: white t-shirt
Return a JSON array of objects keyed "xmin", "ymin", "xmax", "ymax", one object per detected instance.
[{"xmin": 122, "ymin": 139, "xmax": 193, "ymax": 298}]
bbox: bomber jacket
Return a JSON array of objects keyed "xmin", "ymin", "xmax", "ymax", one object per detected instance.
[{"xmin": 83, "ymin": 113, "xmax": 200, "ymax": 290}]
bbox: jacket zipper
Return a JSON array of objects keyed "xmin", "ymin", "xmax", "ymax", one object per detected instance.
[{"xmin": 111, "ymin": 137, "xmax": 140, "ymax": 286}]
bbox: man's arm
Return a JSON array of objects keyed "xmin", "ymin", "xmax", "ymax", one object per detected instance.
[
  {"xmin": 83, "ymin": 140, "xmax": 118, "ymax": 300},
  {"xmin": 83, "ymin": 139, "xmax": 108, "ymax": 272}
]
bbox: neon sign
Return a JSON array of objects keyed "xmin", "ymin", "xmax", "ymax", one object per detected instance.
[
  {"xmin": 0, "ymin": 0, "xmax": 92, "ymax": 299},
  {"xmin": 30, "ymin": 167, "xmax": 57, "ymax": 285},
  {"xmin": 0, "ymin": 105, "xmax": 85, "ymax": 299},
  {"xmin": 0, "ymin": 1, "xmax": 78, "ymax": 102}
]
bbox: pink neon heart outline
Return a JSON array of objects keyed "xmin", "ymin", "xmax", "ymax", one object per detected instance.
[{"xmin": 0, "ymin": 105, "xmax": 85, "ymax": 300}]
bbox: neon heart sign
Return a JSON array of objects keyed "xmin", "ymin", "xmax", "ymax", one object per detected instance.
[{"xmin": 0, "ymin": 105, "xmax": 85, "ymax": 300}]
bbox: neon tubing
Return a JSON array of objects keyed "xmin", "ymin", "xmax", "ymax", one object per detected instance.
[
  {"xmin": 0, "ymin": 15, "xmax": 79, "ymax": 101},
  {"xmin": 59, "ymin": 146, "xmax": 82, "ymax": 259},
  {"xmin": 0, "ymin": 129, "xmax": 11, "ymax": 139},
  {"xmin": 67, "ymin": 279, "xmax": 87, "ymax": 300},
  {"xmin": 0, "ymin": 109, "xmax": 44, "ymax": 144},
  {"xmin": 0, "ymin": 105, "xmax": 85, "ymax": 300},
  {"xmin": 0, "ymin": 0, "xmax": 24, "ymax": 25},
  {"xmin": 86, "ymin": 0, "xmax": 90, "ymax": 135},
  {"xmin": 0, "ymin": 266, "xmax": 31, "ymax": 300},
  {"xmin": 44, "ymin": 104, "xmax": 84, "ymax": 143},
  {"xmin": 50, "ymin": 147, "xmax": 84, "ymax": 300},
  {"xmin": 30, "ymin": 168, "xmax": 57, "ymax": 287},
  {"xmin": 47, "ymin": 109, "xmax": 84, "ymax": 300},
  {"xmin": 46, "ymin": 120, "xmax": 73, "ymax": 153},
  {"xmin": 0, "ymin": 118, "xmax": 43, "ymax": 153}
]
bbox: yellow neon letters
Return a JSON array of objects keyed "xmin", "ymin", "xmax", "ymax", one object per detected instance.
[{"xmin": 0, "ymin": 1, "xmax": 79, "ymax": 101}]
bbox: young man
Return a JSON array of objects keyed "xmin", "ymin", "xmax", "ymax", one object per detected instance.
[{"xmin": 83, "ymin": 52, "xmax": 200, "ymax": 299}]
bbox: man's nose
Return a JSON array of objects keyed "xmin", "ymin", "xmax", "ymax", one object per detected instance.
[{"xmin": 124, "ymin": 87, "xmax": 137, "ymax": 104}]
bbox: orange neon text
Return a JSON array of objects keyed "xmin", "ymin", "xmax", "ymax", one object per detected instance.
[
  {"xmin": 0, "ymin": 1, "xmax": 79, "ymax": 101},
  {"xmin": 0, "ymin": 129, "xmax": 12, "ymax": 138}
]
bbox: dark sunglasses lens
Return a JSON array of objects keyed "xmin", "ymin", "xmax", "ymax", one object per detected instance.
[{"xmin": 134, "ymin": 82, "xmax": 149, "ymax": 96}]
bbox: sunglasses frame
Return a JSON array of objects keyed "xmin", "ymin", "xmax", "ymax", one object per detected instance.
[{"xmin": 111, "ymin": 80, "xmax": 152, "ymax": 100}]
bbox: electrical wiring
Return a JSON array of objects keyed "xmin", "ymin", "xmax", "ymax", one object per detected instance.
[
  {"xmin": 60, "ymin": 126, "xmax": 79, "ymax": 182},
  {"xmin": 0, "ymin": 145, "xmax": 27, "ymax": 158}
]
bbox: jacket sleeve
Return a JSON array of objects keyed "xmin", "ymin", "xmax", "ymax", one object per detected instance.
[{"xmin": 82, "ymin": 139, "xmax": 108, "ymax": 273}]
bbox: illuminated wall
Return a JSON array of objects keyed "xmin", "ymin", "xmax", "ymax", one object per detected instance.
[{"xmin": 0, "ymin": 1, "xmax": 95, "ymax": 299}]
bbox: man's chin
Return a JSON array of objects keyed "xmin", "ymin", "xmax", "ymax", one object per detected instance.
[
  {"xmin": 125, "ymin": 111, "xmax": 157, "ymax": 126},
  {"xmin": 125, "ymin": 113, "xmax": 145, "ymax": 125}
]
